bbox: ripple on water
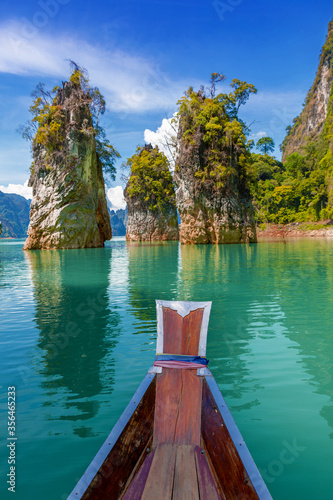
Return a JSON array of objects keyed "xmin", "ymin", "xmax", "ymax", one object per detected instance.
[{"xmin": 1, "ymin": 239, "xmax": 333, "ymax": 500}]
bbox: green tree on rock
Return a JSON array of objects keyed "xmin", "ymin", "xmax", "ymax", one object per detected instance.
[
  {"xmin": 20, "ymin": 63, "xmax": 119, "ymax": 181},
  {"xmin": 124, "ymin": 144, "xmax": 176, "ymax": 212},
  {"xmin": 210, "ymin": 72, "xmax": 226, "ymax": 98},
  {"xmin": 176, "ymin": 74, "xmax": 257, "ymax": 192},
  {"xmin": 226, "ymin": 79, "xmax": 257, "ymax": 119},
  {"xmin": 256, "ymin": 137, "xmax": 275, "ymax": 155}
]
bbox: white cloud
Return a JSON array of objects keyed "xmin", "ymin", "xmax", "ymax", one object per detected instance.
[
  {"xmin": 0, "ymin": 180, "xmax": 32, "ymax": 199},
  {"xmin": 0, "ymin": 21, "xmax": 190, "ymax": 113},
  {"xmin": 107, "ymin": 186, "xmax": 126, "ymax": 211},
  {"xmin": 144, "ymin": 113, "xmax": 179, "ymax": 170},
  {"xmin": 250, "ymin": 131, "xmax": 268, "ymax": 141}
]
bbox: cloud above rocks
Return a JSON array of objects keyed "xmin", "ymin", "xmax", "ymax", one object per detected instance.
[
  {"xmin": 0, "ymin": 180, "xmax": 32, "ymax": 199},
  {"xmin": 250, "ymin": 131, "xmax": 268, "ymax": 141},
  {"xmin": 144, "ymin": 113, "xmax": 178, "ymax": 170},
  {"xmin": 0, "ymin": 20, "xmax": 189, "ymax": 113},
  {"xmin": 107, "ymin": 186, "xmax": 126, "ymax": 210}
]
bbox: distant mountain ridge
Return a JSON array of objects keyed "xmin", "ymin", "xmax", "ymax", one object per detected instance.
[
  {"xmin": 0, "ymin": 191, "xmax": 31, "ymax": 238},
  {"xmin": 109, "ymin": 208, "xmax": 128, "ymax": 236},
  {"xmin": 0, "ymin": 189, "xmax": 128, "ymax": 239}
]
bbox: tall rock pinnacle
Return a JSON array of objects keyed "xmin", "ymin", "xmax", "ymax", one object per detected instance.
[{"xmin": 23, "ymin": 75, "xmax": 112, "ymax": 250}]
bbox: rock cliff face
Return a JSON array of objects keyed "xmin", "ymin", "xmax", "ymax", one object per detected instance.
[
  {"xmin": 125, "ymin": 198, "xmax": 178, "ymax": 241},
  {"xmin": 23, "ymin": 78, "xmax": 111, "ymax": 250},
  {"xmin": 174, "ymin": 103, "xmax": 257, "ymax": 245},
  {"xmin": 124, "ymin": 145, "xmax": 178, "ymax": 242},
  {"xmin": 282, "ymin": 20, "xmax": 333, "ymax": 159},
  {"xmin": 175, "ymin": 146, "xmax": 256, "ymax": 244}
]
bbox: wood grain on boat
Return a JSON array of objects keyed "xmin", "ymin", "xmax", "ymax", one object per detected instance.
[
  {"xmin": 201, "ymin": 378, "xmax": 259, "ymax": 499},
  {"xmin": 153, "ymin": 368, "xmax": 202, "ymax": 445},
  {"xmin": 81, "ymin": 376, "xmax": 156, "ymax": 500},
  {"xmin": 141, "ymin": 444, "xmax": 177, "ymax": 500},
  {"xmin": 194, "ymin": 446, "xmax": 222, "ymax": 500},
  {"xmin": 68, "ymin": 301, "xmax": 273, "ymax": 500},
  {"xmin": 162, "ymin": 306, "xmax": 203, "ymax": 355},
  {"xmin": 121, "ymin": 450, "xmax": 155, "ymax": 500},
  {"xmin": 172, "ymin": 445, "xmax": 200, "ymax": 500}
]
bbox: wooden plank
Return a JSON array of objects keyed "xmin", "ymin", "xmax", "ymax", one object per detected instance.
[
  {"xmin": 173, "ymin": 371, "xmax": 202, "ymax": 445},
  {"xmin": 162, "ymin": 307, "xmax": 183, "ymax": 353},
  {"xmin": 162, "ymin": 307, "xmax": 204, "ymax": 355},
  {"xmin": 173, "ymin": 445, "xmax": 200, "ymax": 500},
  {"xmin": 201, "ymin": 379, "xmax": 260, "ymax": 499},
  {"xmin": 154, "ymin": 306, "xmax": 205, "ymax": 446},
  {"xmin": 81, "ymin": 376, "xmax": 156, "ymax": 500},
  {"xmin": 153, "ymin": 369, "xmax": 202, "ymax": 445},
  {"xmin": 194, "ymin": 446, "xmax": 223, "ymax": 500},
  {"xmin": 121, "ymin": 450, "xmax": 155, "ymax": 500},
  {"xmin": 205, "ymin": 375, "xmax": 273, "ymax": 500},
  {"xmin": 141, "ymin": 444, "xmax": 177, "ymax": 500},
  {"xmin": 181, "ymin": 308, "xmax": 203, "ymax": 355},
  {"xmin": 156, "ymin": 301, "xmax": 211, "ymax": 357},
  {"xmin": 153, "ymin": 369, "xmax": 181, "ymax": 444}
]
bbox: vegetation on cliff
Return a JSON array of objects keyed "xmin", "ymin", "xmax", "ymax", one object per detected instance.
[
  {"xmin": 21, "ymin": 64, "xmax": 120, "ymax": 180},
  {"xmin": 175, "ymin": 74, "xmax": 257, "ymax": 193},
  {"xmin": 252, "ymin": 20, "xmax": 333, "ymax": 224},
  {"xmin": 248, "ymin": 149, "xmax": 328, "ymax": 223},
  {"xmin": 174, "ymin": 74, "xmax": 257, "ymax": 244},
  {"xmin": 22, "ymin": 64, "xmax": 114, "ymax": 249},
  {"xmin": 124, "ymin": 144, "xmax": 176, "ymax": 212},
  {"xmin": 281, "ymin": 19, "xmax": 333, "ymax": 158},
  {"xmin": 124, "ymin": 144, "xmax": 178, "ymax": 241},
  {"xmin": 256, "ymin": 137, "xmax": 275, "ymax": 155}
]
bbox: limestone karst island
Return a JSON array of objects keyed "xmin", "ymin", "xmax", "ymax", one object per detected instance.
[
  {"xmin": 22, "ymin": 68, "xmax": 117, "ymax": 249},
  {"xmin": 1, "ymin": 10, "xmax": 333, "ymax": 500},
  {"xmin": 1, "ymin": 21, "xmax": 332, "ymax": 246}
]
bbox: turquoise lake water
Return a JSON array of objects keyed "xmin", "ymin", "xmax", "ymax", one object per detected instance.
[{"xmin": 0, "ymin": 237, "xmax": 333, "ymax": 499}]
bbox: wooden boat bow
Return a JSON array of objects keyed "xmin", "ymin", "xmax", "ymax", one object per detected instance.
[{"xmin": 68, "ymin": 300, "xmax": 272, "ymax": 499}]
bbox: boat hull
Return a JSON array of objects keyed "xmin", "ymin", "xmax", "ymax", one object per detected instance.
[{"xmin": 68, "ymin": 370, "xmax": 272, "ymax": 499}]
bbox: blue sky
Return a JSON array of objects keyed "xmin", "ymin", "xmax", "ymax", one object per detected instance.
[{"xmin": 0, "ymin": 0, "xmax": 332, "ymax": 206}]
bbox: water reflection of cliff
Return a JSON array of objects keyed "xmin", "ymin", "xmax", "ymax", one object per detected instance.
[
  {"xmin": 263, "ymin": 240, "xmax": 333, "ymax": 435},
  {"xmin": 195, "ymin": 238, "xmax": 333, "ymax": 435},
  {"xmin": 127, "ymin": 241, "xmax": 264, "ymax": 409},
  {"xmin": 178, "ymin": 243, "xmax": 263, "ymax": 411},
  {"xmin": 26, "ymin": 249, "xmax": 120, "ymax": 437},
  {"xmin": 127, "ymin": 242, "xmax": 179, "ymax": 325}
]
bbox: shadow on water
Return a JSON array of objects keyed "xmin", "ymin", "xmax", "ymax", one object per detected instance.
[{"xmin": 25, "ymin": 248, "xmax": 121, "ymax": 437}]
